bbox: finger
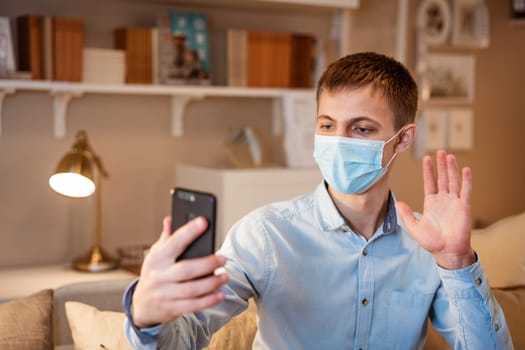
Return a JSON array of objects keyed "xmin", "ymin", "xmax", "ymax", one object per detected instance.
[
  {"xmin": 395, "ymin": 201, "xmax": 418, "ymax": 235},
  {"xmin": 460, "ymin": 167, "xmax": 472, "ymax": 206},
  {"xmin": 170, "ymin": 273, "xmax": 229, "ymax": 299},
  {"xmin": 159, "ymin": 216, "xmax": 172, "ymax": 243},
  {"xmin": 422, "ymin": 155, "xmax": 437, "ymax": 195},
  {"xmin": 168, "ymin": 254, "xmax": 227, "ymax": 282},
  {"xmin": 164, "ymin": 216, "xmax": 209, "ymax": 260},
  {"xmin": 168, "ymin": 290, "xmax": 227, "ymax": 316},
  {"xmin": 446, "ymin": 154, "xmax": 460, "ymax": 195},
  {"xmin": 436, "ymin": 150, "xmax": 449, "ymax": 193}
]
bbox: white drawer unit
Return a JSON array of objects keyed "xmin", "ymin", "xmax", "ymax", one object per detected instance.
[{"xmin": 175, "ymin": 165, "xmax": 321, "ymax": 247}]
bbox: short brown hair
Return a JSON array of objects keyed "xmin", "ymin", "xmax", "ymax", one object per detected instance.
[{"xmin": 316, "ymin": 52, "xmax": 418, "ymax": 130}]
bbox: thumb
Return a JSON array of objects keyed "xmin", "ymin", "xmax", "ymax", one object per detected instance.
[{"xmin": 395, "ymin": 201, "xmax": 418, "ymax": 234}]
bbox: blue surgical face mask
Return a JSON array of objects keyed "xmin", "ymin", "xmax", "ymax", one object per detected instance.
[{"xmin": 313, "ymin": 128, "xmax": 404, "ymax": 194}]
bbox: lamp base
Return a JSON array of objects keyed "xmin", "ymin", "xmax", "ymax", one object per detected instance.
[{"xmin": 72, "ymin": 246, "xmax": 119, "ymax": 272}]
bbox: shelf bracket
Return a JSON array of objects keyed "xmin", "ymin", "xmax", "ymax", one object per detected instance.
[
  {"xmin": 50, "ymin": 88, "xmax": 83, "ymax": 138},
  {"xmin": 170, "ymin": 95, "xmax": 203, "ymax": 137},
  {"xmin": 0, "ymin": 88, "xmax": 16, "ymax": 136}
]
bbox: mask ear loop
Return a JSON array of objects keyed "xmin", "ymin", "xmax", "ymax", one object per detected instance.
[{"xmin": 383, "ymin": 127, "xmax": 406, "ymax": 169}]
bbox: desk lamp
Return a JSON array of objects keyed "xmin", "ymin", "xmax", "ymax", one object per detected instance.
[{"xmin": 49, "ymin": 130, "xmax": 118, "ymax": 272}]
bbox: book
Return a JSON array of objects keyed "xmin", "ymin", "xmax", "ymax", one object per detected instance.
[
  {"xmin": 17, "ymin": 15, "xmax": 42, "ymax": 79},
  {"xmin": 209, "ymin": 29, "xmax": 227, "ymax": 86},
  {"xmin": 41, "ymin": 16, "xmax": 53, "ymax": 80},
  {"xmin": 114, "ymin": 27, "xmax": 153, "ymax": 84},
  {"xmin": 0, "ymin": 17, "xmax": 16, "ymax": 77},
  {"xmin": 247, "ymin": 31, "xmax": 293, "ymax": 88},
  {"xmin": 52, "ymin": 17, "xmax": 84, "ymax": 82},
  {"xmin": 157, "ymin": 11, "xmax": 210, "ymax": 85},
  {"xmin": 151, "ymin": 27, "xmax": 159, "ymax": 85},
  {"xmin": 290, "ymin": 34, "xmax": 316, "ymax": 88},
  {"xmin": 226, "ymin": 29, "xmax": 247, "ymax": 87}
]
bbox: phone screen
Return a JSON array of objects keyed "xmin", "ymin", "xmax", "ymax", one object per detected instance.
[{"xmin": 171, "ymin": 187, "xmax": 216, "ymax": 261}]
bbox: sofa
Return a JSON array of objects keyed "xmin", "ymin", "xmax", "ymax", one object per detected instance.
[{"xmin": 1, "ymin": 211, "xmax": 524, "ymax": 349}]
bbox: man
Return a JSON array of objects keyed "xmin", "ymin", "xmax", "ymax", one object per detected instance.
[{"xmin": 124, "ymin": 52, "xmax": 513, "ymax": 349}]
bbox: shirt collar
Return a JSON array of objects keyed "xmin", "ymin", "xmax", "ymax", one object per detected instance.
[{"xmin": 314, "ymin": 181, "xmax": 398, "ymax": 235}]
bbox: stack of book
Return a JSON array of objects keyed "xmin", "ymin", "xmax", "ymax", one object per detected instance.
[
  {"xmin": 226, "ymin": 29, "xmax": 316, "ymax": 88},
  {"xmin": 83, "ymin": 48, "xmax": 125, "ymax": 84},
  {"xmin": 16, "ymin": 14, "xmax": 84, "ymax": 82}
]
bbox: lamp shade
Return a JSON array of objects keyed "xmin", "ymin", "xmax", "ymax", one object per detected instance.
[{"xmin": 49, "ymin": 152, "xmax": 95, "ymax": 198}]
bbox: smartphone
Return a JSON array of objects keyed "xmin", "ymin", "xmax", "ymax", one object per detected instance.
[{"xmin": 170, "ymin": 187, "xmax": 216, "ymax": 261}]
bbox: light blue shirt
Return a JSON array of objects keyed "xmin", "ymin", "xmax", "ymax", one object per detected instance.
[{"xmin": 124, "ymin": 183, "xmax": 513, "ymax": 349}]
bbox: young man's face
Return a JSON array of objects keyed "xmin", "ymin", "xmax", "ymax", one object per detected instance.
[{"xmin": 316, "ymin": 85, "xmax": 399, "ymax": 167}]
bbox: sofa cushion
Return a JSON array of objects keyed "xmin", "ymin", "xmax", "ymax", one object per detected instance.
[
  {"xmin": 53, "ymin": 278, "xmax": 134, "ymax": 346},
  {"xmin": 65, "ymin": 301, "xmax": 134, "ymax": 350},
  {"xmin": 0, "ymin": 289, "xmax": 53, "ymax": 350},
  {"xmin": 471, "ymin": 211, "xmax": 525, "ymax": 288}
]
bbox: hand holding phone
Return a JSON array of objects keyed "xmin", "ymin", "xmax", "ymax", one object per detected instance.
[{"xmin": 171, "ymin": 187, "xmax": 217, "ymax": 260}]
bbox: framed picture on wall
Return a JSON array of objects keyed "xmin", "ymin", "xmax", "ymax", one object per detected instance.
[
  {"xmin": 420, "ymin": 53, "xmax": 476, "ymax": 103},
  {"xmin": 416, "ymin": 0, "xmax": 452, "ymax": 46},
  {"xmin": 451, "ymin": 0, "xmax": 490, "ymax": 48}
]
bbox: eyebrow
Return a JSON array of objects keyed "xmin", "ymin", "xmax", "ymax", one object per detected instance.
[{"xmin": 316, "ymin": 114, "xmax": 381, "ymax": 126}]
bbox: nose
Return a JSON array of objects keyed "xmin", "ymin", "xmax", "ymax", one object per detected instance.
[{"xmin": 334, "ymin": 128, "xmax": 350, "ymax": 138}]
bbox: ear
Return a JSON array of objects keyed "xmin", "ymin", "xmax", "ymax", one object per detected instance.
[{"xmin": 394, "ymin": 123, "xmax": 416, "ymax": 153}]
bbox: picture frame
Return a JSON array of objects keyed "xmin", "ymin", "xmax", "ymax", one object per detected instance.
[
  {"xmin": 416, "ymin": 0, "xmax": 452, "ymax": 46},
  {"xmin": 413, "ymin": 107, "xmax": 474, "ymax": 159},
  {"xmin": 420, "ymin": 53, "xmax": 476, "ymax": 103},
  {"xmin": 451, "ymin": 0, "xmax": 490, "ymax": 48},
  {"xmin": 157, "ymin": 11, "xmax": 211, "ymax": 86}
]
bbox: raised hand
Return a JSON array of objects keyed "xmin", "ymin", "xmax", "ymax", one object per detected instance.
[
  {"xmin": 395, "ymin": 150, "xmax": 476, "ymax": 270},
  {"xmin": 131, "ymin": 216, "xmax": 229, "ymax": 328}
]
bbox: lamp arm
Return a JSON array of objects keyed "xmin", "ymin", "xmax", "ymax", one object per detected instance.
[{"xmin": 84, "ymin": 144, "xmax": 109, "ymax": 178}]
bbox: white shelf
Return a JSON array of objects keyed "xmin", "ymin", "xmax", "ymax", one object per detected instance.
[{"xmin": 0, "ymin": 79, "xmax": 314, "ymax": 138}]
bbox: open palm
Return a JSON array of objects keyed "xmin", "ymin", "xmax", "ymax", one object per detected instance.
[{"xmin": 396, "ymin": 150, "xmax": 476, "ymax": 270}]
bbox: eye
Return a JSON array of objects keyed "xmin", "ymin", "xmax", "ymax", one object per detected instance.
[
  {"xmin": 352, "ymin": 126, "xmax": 374, "ymax": 135},
  {"xmin": 317, "ymin": 121, "xmax": 335, "ymax": 132}
]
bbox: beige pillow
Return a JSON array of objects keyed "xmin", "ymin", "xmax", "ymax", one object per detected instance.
[
  {"xmin": 0, "ymin": 289, "xmax": 53, "ymax": 350},
  {"xmin": 65, "ymin": 301, "xmax": 133, "ymax": 350},
  {"xmin": 471, "ymin": 211, "xmax": 525, "ymax": 288}
]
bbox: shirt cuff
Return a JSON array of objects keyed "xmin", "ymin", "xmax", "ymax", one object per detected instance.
[
  {"xmin": 437, "ymin": 253, "xmax": 491, "ymax": 299},
  {"xmin": 122, "ymin": 278, "xmax": 163, "ymax": 343}
]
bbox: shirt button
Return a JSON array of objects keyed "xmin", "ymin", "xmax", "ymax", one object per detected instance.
[
  {"xmin": 341, "ymin": 225, "xmax": 350, "ymax": 232},
  {"xmin": 475, "ymin": 278, "xmax": 482, "ymax": 286},
  {"xmin": 362, "ymin": 298, "xmax": 369, "ymax": 306},
  {"xmin": 362, "ymin": 248, "xmax": 368, "ymax": 256},
  {"xmin": 495, "ymin": 323, "xmax": 500, "ymax": 332}
]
